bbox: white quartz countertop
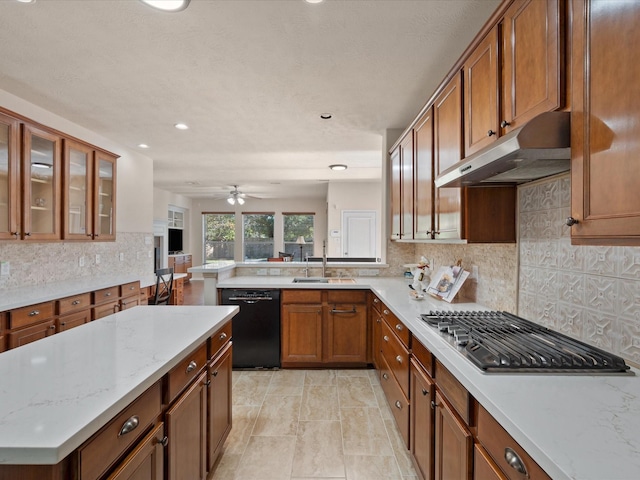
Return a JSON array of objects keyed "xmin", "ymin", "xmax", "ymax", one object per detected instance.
[
  {"xmin": 218, "ymin": 276, "xmax": 640, "ymax": 480},
  {"xmin": 188, "ymin": 261, "xmax": 236, "ymax": 274},
  {"xmin": 0, "ymin": 305, "xmax": 238, "ymax": 465},
  {"xmin": 0, "ymin": 273, "xmax": 188, "ymax": 311}
]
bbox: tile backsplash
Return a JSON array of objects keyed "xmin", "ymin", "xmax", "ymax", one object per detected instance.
[
  {"xmin": 518, "ymin": 174, "xmax": 640, "ymax": 365},
  {"xmin": 0, "ymin": 232, "xmax": 154, "ymax": 290}
]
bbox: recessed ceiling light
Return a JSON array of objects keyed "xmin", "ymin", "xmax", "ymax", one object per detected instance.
[
  {"xmin": 138, "ymin": 143, "xmax": 150, "ymax": 149},
  {"xmin": 185, "ymin": 181, "xmax": 199, "ymax": 185},
  {"xmin": 140, "ymin": 0, "xmax": 190, "ymax": 12},
  {"xmin": 16, "ymin": 0, "xmax": 36, "ymax": 3},
  {"xmin": 329, "ymin": 164, "xmax": 347, "ymax": 171},
  {"xmin": 320, "ymin": 113, "xmax": 332, "ymax": 120},
  {"xmin": 305, "ymin": 0, "xmax": 324, "ymax": 4},
  {"xmin": 174, "ymin": 123, "xmax": 189, "ymax": 130}
]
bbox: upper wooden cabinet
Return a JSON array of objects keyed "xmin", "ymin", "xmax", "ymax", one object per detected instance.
[
  {"xmin": 570, "ymin": 0, "xmax": 640, "ymax": 245},
  {"xmin": 0, "ymin": 112, "xmax": 19, "ymax": 240},
  {"xmin": 22, "ymin": 123, "xmax": 62, "ymax": 241},
  {"xmin": 414, "ymin": 108, "xmax": 434, "ymax": 240},
  {"xmin": 501, "ymin": 0, "xmax": 563, "ymax": 133},
  {"xmin": 464, "ymin": 26, "xmax": 500, "ymax": 157},
  {"xmin": 433, "ymin": 73, "xmax": 464, "ymax": 240},
  {"xmin": 0, "ymin": 107, "xmax": 118, "ymax": 242}
]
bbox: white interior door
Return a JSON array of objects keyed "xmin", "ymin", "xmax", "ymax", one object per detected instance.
[{"xmin": 342, "ymin": 210, "xmax": 376, "ymax": 258}]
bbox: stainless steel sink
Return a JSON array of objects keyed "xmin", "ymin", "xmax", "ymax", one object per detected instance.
[
  {"xmin": 292, "ymin": 277, "xmax": 356, "ymax": 284},
  {"xmin": 292, "ymin": 277, "xmax": 329, "ymax": 283}
]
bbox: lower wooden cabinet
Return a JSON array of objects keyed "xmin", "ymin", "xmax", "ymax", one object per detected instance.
[
  {"xmin": 281, "ymin": 289, "xmax": 368, "ymax": 367},
  {"xmin": 410, "ymin": 358, "xmax": 435, "ymax": 480},
  {"xmin": 166, "ymin": 371, "xmax": 207, "ymax": 480},
  {"xmin": 106, "ymin": 423, "xmax": 165, "ymax": 480},
  {"xmin": 7, "ymin": 319, "xmax": 55, "ymax": 349},
  {"xmin": 434, "ymin": 391, "xmax": 473, "ymax": 480},
  {"xmin": 207, "ymin": 343, "xmax": 232, "ymax": 472},
  {"xmin": 474, "ymin": 444, "xmax": 508, "ymax": 480},
  {"xmin": 57, "ymin": 309, "xmax": 91, "ymax": 332}
]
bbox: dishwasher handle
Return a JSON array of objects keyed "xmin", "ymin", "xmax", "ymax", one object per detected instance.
[{"xmin": 227, "ymin": 296, "xmax": 273, "ymax": 302}]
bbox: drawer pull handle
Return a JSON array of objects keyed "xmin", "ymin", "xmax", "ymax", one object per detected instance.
[
  {"xmin": 376, "ymin": 318, "xmax": 381, "ymax": 324},
  {"xmin": 373, "ymin": 298, "xmax": 379, "ymax": 304},
  {"xmin": 159, "ymin": 436, "xmax": 169, "ymax": 447},
  {"xmin": 431, "ymin": 400, "xmax": 438, "ymax": 410},
  {"xmin": 383, "ymin": 335, "xmax": 389, "ymax": 342},
  {"xmin": 422, "ymin": 388, "xmax": 428, "ymax": 396},
  {"xmin": 395, "ymin": 324, "xmax": 403, "ymax": 331},
  {"xmin": 186, "ymin": 360, "xmax": 198, "ymax": 373},
  {"xmin": 219, "ymin": 332, "xmax": 228, "ymax": 340},
  {"xmin": 28, "ymin": 310, "xmax": 40, "ymax": 317},
  {"xmin": 504, "ymin": 448, "xmax": 528, "ymax": 476},
  {"xmin": 395, "ymin": 400, "xmax": 402, "ymax": 409},
  {"xmin": 129, "ymin": 286, "xmax": 135, "ymax": 290},
  {"xmin": 72, "ymin": 300, "xmax": 81, "ymax": 305},
  {"xmin": 105, "ymin": 292, "xmax": 112, "ymax": 297},
  {"xmin": 382, "ymin": 373, "xmax": 389, "ymax": 380},
  {"xmin": 383, "ymin": 309, "xmax": 390, "ymax": 315},
  {"xmin": 396, "ymin": 355, "xmax": 403, "ymax": 364},
  {"xmin": 212, "ymin": 370, "xmax": 219, "ymax": 377},
  {"xmin": 118, "ymin": 416, "xmax": 139, "ymax": 436},
  {"xmin": 331, "ymin": 307, "xmax": 356, "ymax": 314},
  {"xmin": 49, "ymin": 325, "xmax": 55, "ymax": 330}
]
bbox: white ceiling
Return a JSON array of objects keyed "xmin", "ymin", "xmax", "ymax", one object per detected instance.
[{"xmin": 0, "ymin": 0, "xmax": 500, "ymax": 200}]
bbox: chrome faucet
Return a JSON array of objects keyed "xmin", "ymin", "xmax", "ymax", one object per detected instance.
[
  {"xmin": 305, "ymin": 254, "xmax": 309, "ymax": 277},
  {"xmin": 322, "ymin": 240, "xmax": 327, "ymax": 278}
]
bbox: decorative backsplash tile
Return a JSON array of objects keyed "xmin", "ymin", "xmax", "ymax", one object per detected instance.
[
  {"xmin": 518, "ymin": 174, "xmax": 640, "ymax": 365},
  {"xmin": 0, "ymin": 232, "xmax": 154, "ymax": 290}
]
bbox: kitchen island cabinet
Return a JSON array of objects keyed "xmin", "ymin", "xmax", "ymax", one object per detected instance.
[{"xmin": 0, "ymin": 306, "xmax": 237, "ymax": 480}]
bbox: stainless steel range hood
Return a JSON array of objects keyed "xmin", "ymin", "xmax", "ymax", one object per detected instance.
[{"xmin": 435, "ymin": 111, "xmax": 570, "ymax": 188}]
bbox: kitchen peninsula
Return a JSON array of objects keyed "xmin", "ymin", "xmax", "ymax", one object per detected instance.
[{"xmin": 0, "ymin": 305, "xmax": 237, "ymax": 479}]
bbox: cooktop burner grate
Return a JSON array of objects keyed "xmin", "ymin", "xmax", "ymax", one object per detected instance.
[{"xmin": 420, "ymin": 311, "xmax": 630, "ymax": 373}]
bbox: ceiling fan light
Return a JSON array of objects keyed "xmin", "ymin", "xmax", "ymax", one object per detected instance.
[
  {"xmin": 329, "ymin": 164, "xmax": 347, "ymax": 171},
  {"xmin": 237, "ymin": 197, "xmax": 245, "ymax": 205},
  {"xmin": 227, "ymin": 196, "xmax": 235, "ymax": 205}
]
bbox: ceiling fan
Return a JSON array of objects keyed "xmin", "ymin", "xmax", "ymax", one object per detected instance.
[{"xmin": 208, "ymin": 185, "xmax": 262, "ymax": 205}]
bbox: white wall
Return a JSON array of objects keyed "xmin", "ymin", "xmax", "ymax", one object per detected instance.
[
  {"xmin": 189, "ymin": 196, "xmax": 327, "ymax": 267},
  {"xmin": 326, "ymin": 182, "xmax": 382, "ymax": 258}
]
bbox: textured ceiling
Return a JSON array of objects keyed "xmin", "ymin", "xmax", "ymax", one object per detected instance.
[{"xmin": 0, "ymin": 0, "xmax": 500, "ymax": 199}]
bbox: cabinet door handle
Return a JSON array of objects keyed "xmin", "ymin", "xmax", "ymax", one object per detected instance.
[
  {"xmin": 396, "ymin": 355, "xmax": 403, "ymax": 364},
  {"xmin": 383, "ymin": 309, "xmax": 390, "ymax": 315},
  {"xmin": 11, "ymin": 231, "xmax": 18, "ymax": 237},
  {"xmin": 395, "ymin": 400, "xmax": 402, "ymax": 409},
  {"xmin": 422, "ymin": 388, "xmax": 428, "ymax": 396},
  {"xmin": 49, "ymin": 325, "xmax": 55, "ymax": 330},
  {"xmin": 383, "ymin": 335, "xmax": 389, "ymax": 342},
  {"xmin": 487, "ymin": 129, "xmax": 496, "ymax": 137},
  {"xmin": 382, "ymin": 373, "xmax": 389, "ymax": 380},
  {"xmin": 25, "ymin": 232, "xmax": 32, "ymax": 237},
  {"xmin": 376, "ymin": 318, "xmax": 381, "ymax": 324},
  {"xmin": 504, "ymin": 448, "xmax": 528, "ymax": 476},
  {"xmin": 431, "ymin": 400, "xmax": 439, "ymax": 410},
  {"xmin": 60, "ymin": 322, "xmax": 66, "ymax": 327},
  {"xmin": 212, "ymin": 370, "xmax": 219, "ymax": 377},
  {"xmin": 204, "ymin": 379, "xmax": 211, "ymax": 386},
  {"xmin": 565, "ymin": 216, "xmax": 579, "ymax": 226},
  {"xmin": 395, "ymin": 324, "xmax": 403, "ymax": 332},
  {"xmin": 28, "ymin": 310, "xmax": 40, "ymax": 317},
  {"xmin": 186, "ymin": 360, "xmax": 198, "ymax": 373},
  {"xmin": 118, "ymin": 416, "xmax": 139, "ymax": 436},
  {"xmin": 373, "ymin": 298, "xmax": 379, "ymax": 304},
  {"xmin": 159, "ymin": 436, "xmax": 169, "ymax": 447},
  {"xmin": 219, "ymin": 332, "xmax": 228, "ymax": 340},
  {"xmin": 500, "ymin": 120, "xmax": 511, "ymax": 128}
]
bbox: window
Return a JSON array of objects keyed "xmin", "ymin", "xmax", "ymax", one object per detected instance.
[
  {"xmin": 202, "ymin": 213, "xmax": 235, "ymax": 262},
  {"xmin": 243, "ymin": 213, "xmax": 274, "ymax": 261},
  {"xmin": 283, "ymin": 213, "xmax": 314, "ymax": 261}
]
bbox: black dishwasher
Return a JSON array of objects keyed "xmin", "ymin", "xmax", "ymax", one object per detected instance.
[{"xmin": 221, "ymin": 289, "xmax": 280, "ymax": 369}]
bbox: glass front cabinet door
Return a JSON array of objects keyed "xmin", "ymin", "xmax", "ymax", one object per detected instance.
[
  {"xmin": 63, "ymin": 139, "xmax": 94, "ymax": 239},
  {"xmin": 22, "ymin": 124, "xmax": 62, "ymax": 241},
  {"xmin": 95, "ymin": 152, "xmax": 116, "ymax": 241},
  {"xmin": 0, "ymin": 112, "xmax": 19, "ymax": 240}
]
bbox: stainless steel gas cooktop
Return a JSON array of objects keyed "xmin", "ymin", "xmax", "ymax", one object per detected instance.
[{"xmin": 420, "ymin": 310, "xmax": 631, "ymax": 374}]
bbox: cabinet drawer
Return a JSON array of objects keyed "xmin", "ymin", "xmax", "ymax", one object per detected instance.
[
  {"xmin": 94, "ymin": 286, "xmax": 119, "ymax": 305},
  {"xmin": 77, "ymin": 381, "xmax": 162, "ymax": 480},
  {"xmin": 93, "ymin": 301, "xmax": 119, "ymax": 320},
  {"xmin": 120, "ymin": 281, "xmax": 140, "ymax": 297},
  {"xmin": 435, "ymin": 359, "xmax": 470, "ymax": 424},
  {"xmin": 380, "ymin": 320, "xmax": 410, "ymax": 397},
  {"xmin": 166, "ymin": 342, "xmax": 208, "ymax": 404},
  {"xmin": 7, "ymin": 319, "xmax": 56, "ymax": 348},
  {"xmin": 380, "ymin": 306, "xmax": 410, "ymax": 348},
  {"xmin": 8, "ymin": 301, "xmax": 55, "ymax": 330},
  {"xmin": 477, "ymin": 405, "xmax": 552, "ymax": 480},
  {"xmin": 412, "ymin": 337, "xmax": 434, "ymax": 377},
  {"xmin": 120, "ymin": 295, "xmax": 140, "ymax": 311},
  {"xmin": 282, "ymin": 289, "xmax": 323, "ymax": 304},
  {"xmin": 379, "ymin": 354, "xmax": 409, "ymax": 447},
  {"xmin": 57, "ymin": 309, "xmax": 91, "ymax": 332},
  {"xmin": 209, "ymin": 321, "xmax": 232, "ymax": 359},
  {"xmin": 57, "ymin": 293, "xmax": 91, "ymax": 315},
  {"xmin": 369, "ymin": 293, "xmax": 382, "ymax": 314},
  {"xmin": 327, "ymin": 289, "xmax": 366, "ymax": 303}
]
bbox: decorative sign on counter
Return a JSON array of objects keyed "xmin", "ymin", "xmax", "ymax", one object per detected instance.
[{"xmin": 426, "ymin": 264, "xmax": 469, "ymax": 303}]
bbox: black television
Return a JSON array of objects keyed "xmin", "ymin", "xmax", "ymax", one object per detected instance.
[{"xmin": 168, "ymin": 228, "xmax": 183, "ymax": 253}]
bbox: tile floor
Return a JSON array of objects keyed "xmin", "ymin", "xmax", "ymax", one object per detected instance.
[{"xmin": 210, "ymin": 369, "xmax": 418, "ymax": 480}]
